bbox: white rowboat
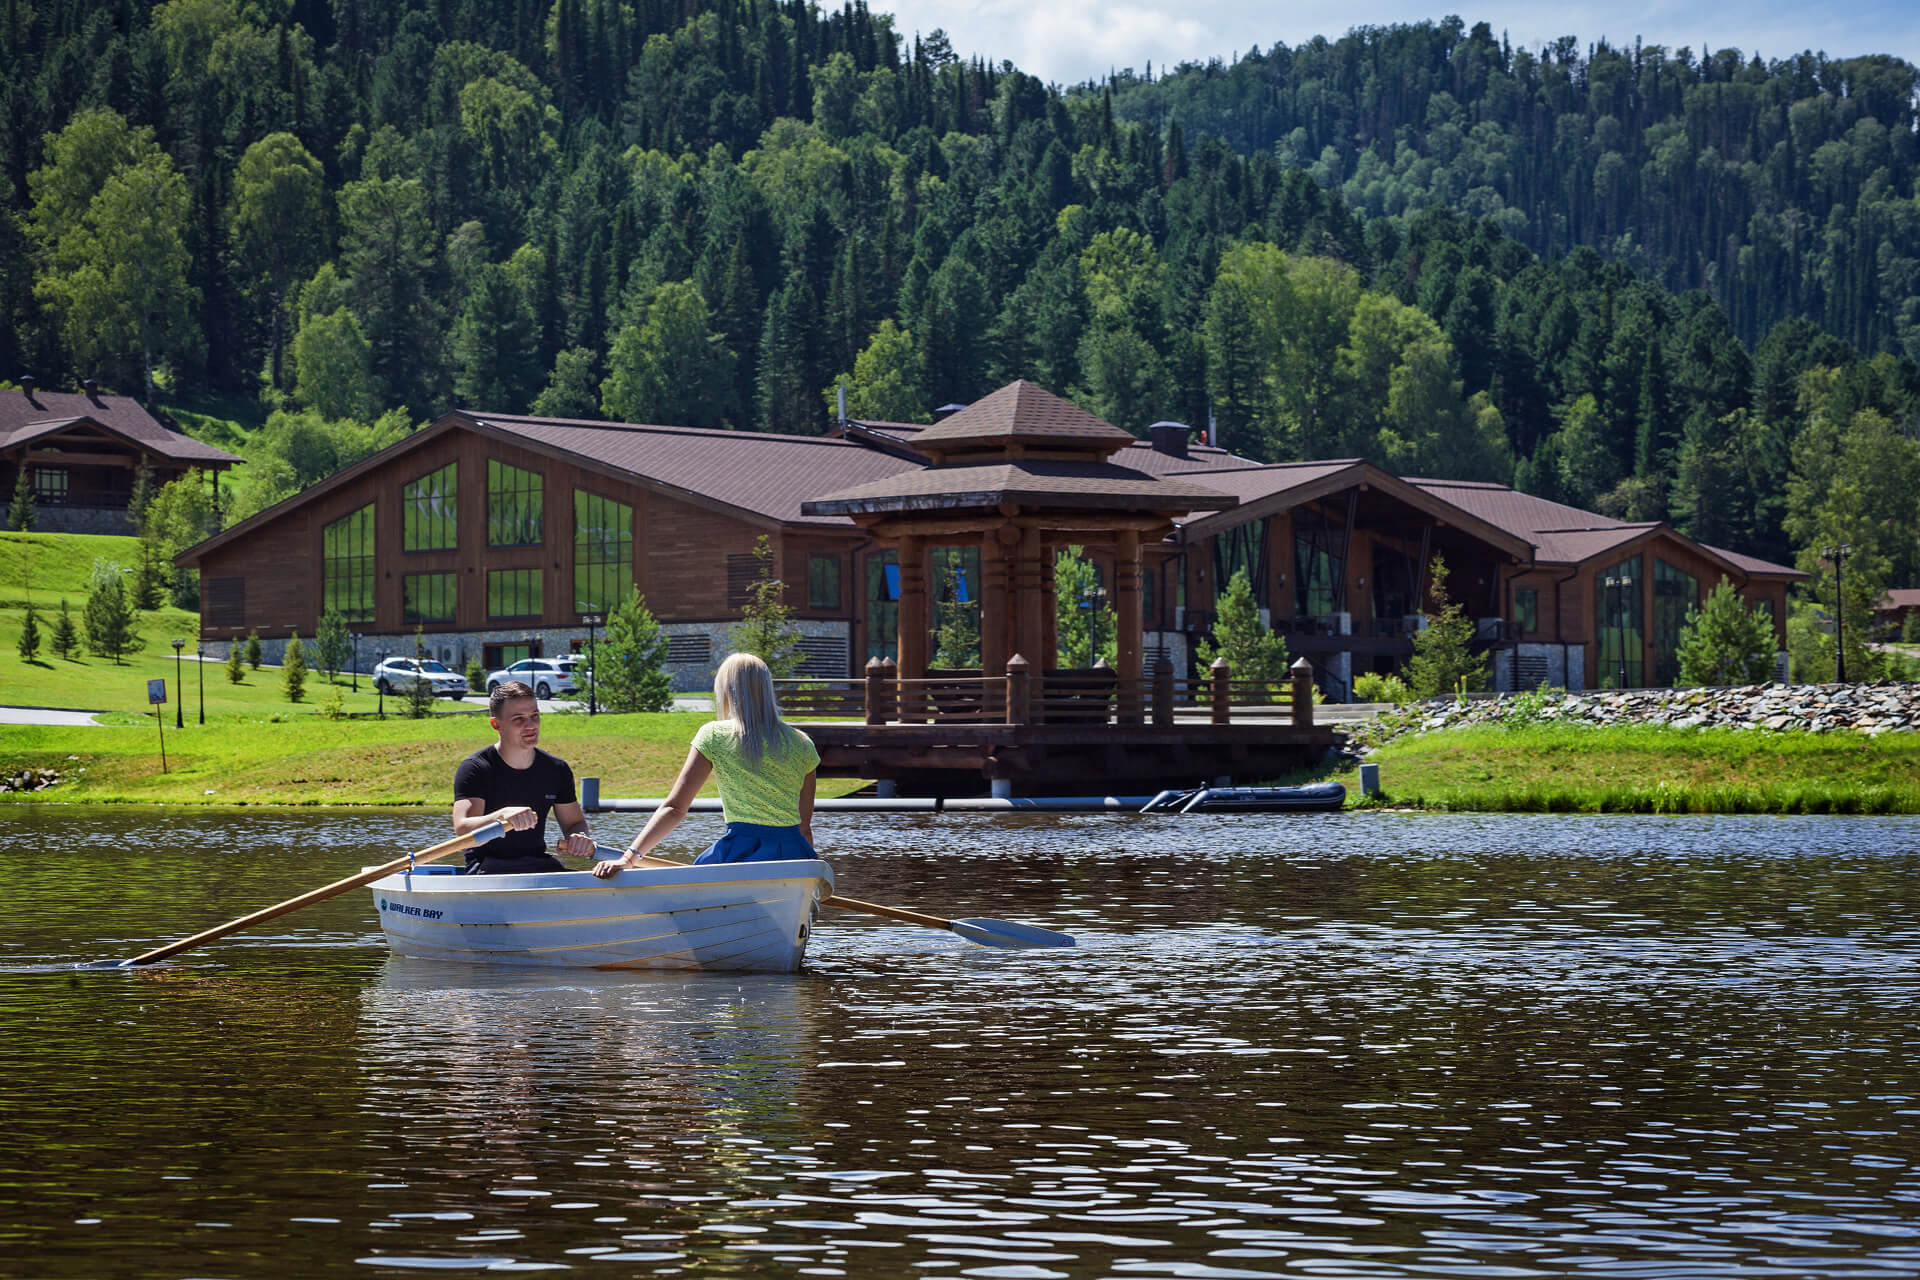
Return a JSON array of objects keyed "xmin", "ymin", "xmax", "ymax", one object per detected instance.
[{"xmin": 366, "ymin": 858, "xmax": 834, "ymax": 972}]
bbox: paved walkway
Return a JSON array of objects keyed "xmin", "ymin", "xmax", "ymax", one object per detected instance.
[{"xmin": 0, "ymin": 705, "xmax": 105, "ymax": 726}]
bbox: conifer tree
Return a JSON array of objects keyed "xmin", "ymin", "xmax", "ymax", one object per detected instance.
[
  {"xmin": 315, "ymin": 605, "xmax": 350, "ymax": 683},
  {"xmin": 82, "ymin": 561, "xmax": 140, "ymax": 664},
  {"xmin": 7, "ymin": 469, "xmax": 34, "ymax": 531},
  {"xmin": 226, "ymin": 645, "xmax": 245, "ymax": 683},
  {"xmin": 50, "ymin": 599, "xmax": 78, "ymax": 660},
  {"xmin": 245, "ymin": 631, "xmax": 262, "ymax": 669},
  {"xmin": 596, "ymin": 591, "xmax": 673, "ymax": 713},
  {"xmin": 17, "ymin": 602, "xmax": 41, "ymax": 661},
  {"xmin": 1403, "ymin": 555, "xmax": 1488, "ymax": 699},
  {"xmin": 1196, "ymin": 568, "xmax": 1291, "ymax": 693},
  {"xmin": 283, "ymin": 633, "xmax": 306, "ymax": 702},
  {"xmin": 403, "ymin": 627, "xmax": 436, "ymax": 718},
  {"xmin": 1675, "ymin": 577, "xmax": 1777, "ymax": 686},
  {"xmin": 728, "ymin": 535, "xmax": 806, "ymax": 677}
]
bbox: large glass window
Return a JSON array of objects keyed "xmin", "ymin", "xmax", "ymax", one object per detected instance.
[
  {"xmin": 488, "ymin": 568, "xmax": 542, "ymax": 619},
  {"xmin": 1594, "ymin": 555, "xmax": 1644, "ymax": 688},
  {"xmin": 572, "ymin": 490, "xmax": 632, "ymax": 613},
  {"xmin": 930, "ymin": 545, "xmax": 980, "ymax": 668},
  {"xmin": 1653, "ymin": 558, "xmax": 1699, "ymax": 687},
  {"xmin": 865, "ymin": 549, "xmax": 898, "ymax": 662},
  {"xmin": 1294, "ymin": 532, "xmax": 1343, "ymax": 619},
  {"xmin": 403, "ymin": 463, "xmax": 457, "ymax": 551},
  {"xmin": 488, "ymin": 461, "xmax": 543, "ymax": 547},
  {"xmin": 403, "ymin": 573, "xmax": 456, "ymax": 623},
  {"xmin": 31, "ymin": 467, "xmax": 68, "ymax": 503},
  {"xmin": 809, "ymin": 554, "xmax": 842, "ymax": 610},
  {"xmin": 322, "ymin": 504, "xmax": 375, "ymax": 622},
  {"xmin": 1215, "ymin": 519, "xmax": 1269, "ymax": 606}
]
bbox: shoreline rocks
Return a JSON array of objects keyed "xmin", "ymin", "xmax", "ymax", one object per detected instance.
[{"xmin": 1354, "ymin": 681, "xmax": 1920, "ymax": 748}]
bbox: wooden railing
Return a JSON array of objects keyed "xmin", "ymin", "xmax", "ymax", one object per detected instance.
[{"xmin": 781, "ymin": 656, "xmax": 1317, "ymax": 729}]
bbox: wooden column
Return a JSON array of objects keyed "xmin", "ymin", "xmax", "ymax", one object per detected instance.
[
  {"xmin": 1013, "ymin": 527, "xmax": 1045, "ymax": 720},
  {"xmin": 1115, "ymin": 528, "xmax": 1143, "ymax": 723},
  {"xmin": 897, "ymin": 535, "xmax": 928, "ymax": 680},
  {"xmin": 1039, "ymin": 538, "xmax": 1058, "ymax": 670},
  {"xmin": 982, "ymin": 530, "xmax": 1011, "ymax": 676}
]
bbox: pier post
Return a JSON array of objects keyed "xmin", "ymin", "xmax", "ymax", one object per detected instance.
[
  {"xmin": 1006, "ymin": 653, "xmax": 1031, "ymax": 725},
  {"xmin": 1211, "ymin": 655, "xmax": 1232, "ymax": 726},
  {"xmin": 1152, "ymin": 659, "xmax": 1173, "ymax": 727},
  {"xmin": 1290, "ymin": 656, "xmax": 1315, "ymax": 727},
  {"xmin": 865, "ymin": 657, "xmax": 888, "ymax": 725}
]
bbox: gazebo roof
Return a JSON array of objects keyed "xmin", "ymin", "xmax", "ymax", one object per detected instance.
[
  {"xmin": 909, "ymin": 381, "xmax": 1138, "ymax": 458},
  {"xmin": 801, "ymin": 457, "xmax": 1237, "ymax": 517}
]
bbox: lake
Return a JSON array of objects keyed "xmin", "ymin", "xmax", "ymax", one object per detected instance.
[{"xmin": 3, "ymin": 807, "xmax": 1919, "ymax": 1278}]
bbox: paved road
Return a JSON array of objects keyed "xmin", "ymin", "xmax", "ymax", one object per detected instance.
[{"xmin": 0, "ymin": 705, "xmax": 105, "ymax": 726}]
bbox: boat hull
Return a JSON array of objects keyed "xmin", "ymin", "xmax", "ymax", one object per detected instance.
[{"xmin": 366, "ymin": 859, "xmax": 834, "ymax": 972}]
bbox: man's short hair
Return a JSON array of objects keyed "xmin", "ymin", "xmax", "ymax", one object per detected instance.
[{"xmin": 490, "ymin": 680, "xmax": 537, "ymax": 718}]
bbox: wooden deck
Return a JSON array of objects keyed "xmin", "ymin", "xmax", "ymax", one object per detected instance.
[{"xmin": 778, "ymin": 657, "xmax": 1343, "ymax": 796}]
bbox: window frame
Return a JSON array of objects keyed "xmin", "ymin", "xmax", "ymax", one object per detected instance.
[{"xmin": 487, "ymin": 460, "xmax": 544, "ymax": 548}]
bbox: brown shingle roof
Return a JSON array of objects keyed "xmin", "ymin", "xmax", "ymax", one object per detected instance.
[
  {"xmin": 801, "ymin": 458, "xmax": 1237, "ymax": 516},
  {"xmin": 0, "ymin": 388, "xmax": 239, "ymax": 465},
  {"xmin": 907, "ymin": 381, "xmax": 1136, "ymax": 454},
  {"xmin": 1115, "ymin": 438, "xmax": 1263, "ymax": 476},
  {"xmin": 469, "ymin": 413, "xmax": 922, "ymax": 525}
]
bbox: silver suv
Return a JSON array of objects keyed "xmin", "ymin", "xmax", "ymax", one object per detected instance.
[
  {"xmin": 372, "ymin": 657, "xmax": 469, "ymax": 699},
  {"xmin": 485, "ymin": 658, "xmax": 579, "ymax": 700}
]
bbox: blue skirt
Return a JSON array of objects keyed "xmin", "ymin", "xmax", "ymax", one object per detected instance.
[{"xmin": 693, "ymin": 822, "xmax": 817, "ymax": 865}]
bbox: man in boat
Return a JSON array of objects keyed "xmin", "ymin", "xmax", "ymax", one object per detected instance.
[{"xmin": 451, "ymin": 680, "xmax": 597, "ymax": 874}]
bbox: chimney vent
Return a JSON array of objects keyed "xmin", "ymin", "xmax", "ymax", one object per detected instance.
[
  {"xmin": 19, "ymin": 374, "xmax": 35, "ymax": 404},
  {"xmin": 83, "ymin": 377, "xmax": 100, "ymax": 402},
  {"xmin": 932, "ymin": 402, "xmax": 967, "ymax": 423},
  {"xmin": 1148, "ymin": 421, "xmax": 1194, "ymax": 459}
]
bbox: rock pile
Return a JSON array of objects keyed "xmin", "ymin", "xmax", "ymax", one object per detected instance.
[
  {"xmin": 2, "ymin": 767, "xmax": 63, "ymax": 793},
  {"xmin": 1355, "ymin": 681, "xmax": 1920, "ymax": 748}
]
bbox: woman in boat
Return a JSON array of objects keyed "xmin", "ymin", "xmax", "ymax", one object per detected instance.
[{"xmin": 594, "ymin": 652, "xmax": 820, "ymax": 876}]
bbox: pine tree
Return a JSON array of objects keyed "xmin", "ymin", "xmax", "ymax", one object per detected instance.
[
  {"xmin": 82, "ymin": 561, "xmax": 140, "ymax": 664},
  {"xmin": 1403, "ymin": 555, "xmax": 1488, "ymax": 699},
  {"xmin": 728, "ymin": 535, "xmax": 806, "ymax": 677},
  {"xmin": 596, "ymin": 591, "xmax": 673, "ymax": 713},
  {"xmin": 315, "ymin": 605, "xmax": 350, "ymax": 682},
  {"xmin": 1196, "ymin": 568, "xmax": 1290, "ymax": 693},
  {"xmin": 226, "ymin": 645, "xmax": 245, "ymax": 683},
  {"xmin": 1676, "ymin": 577, "xmax": 1777, "ymax": 686},
  {"xmin": 283, "ymin": 633, "xmax": 306, "ymax": 702},
  {"xmin": 50, "ymin": 599, "xmax": 78, "ymax": 660},
  {"xmin": 17, "ymin": 602, "xmax": 40, "ymax": 661},
  {"xmin": 404, "ymin": 626, "xmax": 436, "ymax": 718},
  {"xmin": 245, "ymin": 631, "xmax": 262, "ymax": 669},
  {"xmin": 7, "ymin": 469, "xmax": 34, "ymax": 531}
]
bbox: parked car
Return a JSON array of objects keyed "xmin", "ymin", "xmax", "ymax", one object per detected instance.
[
  {"xmin": 373, "ymin": 657, "xmax": 470, "ymax": 700},
  {"xmin": 485, "ymin": 658, "xmax": 580, "ymax": 700}
]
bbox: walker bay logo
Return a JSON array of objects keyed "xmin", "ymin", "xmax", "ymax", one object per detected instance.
[{"xmin": 377, "ymin": 898, "xmax": 445, "ymax": 920}]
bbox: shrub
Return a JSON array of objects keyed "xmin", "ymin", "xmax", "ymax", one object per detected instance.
[
  {"xmin": 226, "ymin": 646, "xmax": 245, "ymax": 683},
  {"xmin": 283, "ymin": 633, "xmax": 306, "ymax": 702},
  {"xmin": 245, "ymin": 631, "xmax": 262, "ymax": 669},
  {"xmin": 466, "ymin": 658, "xmax": 486, "ymax": 692},
  {"xmin": 1353, "ymin": 671, "xmax": 1413, "ymax": 704}
]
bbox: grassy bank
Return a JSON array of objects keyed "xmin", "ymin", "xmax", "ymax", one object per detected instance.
[
  {"xmin": 2, "ymin": 712, "xmax": 870, "ymax": 805},
  {"xmin": 1356, "ymin": 722, "xmax": 1920, "ymax": 814}
]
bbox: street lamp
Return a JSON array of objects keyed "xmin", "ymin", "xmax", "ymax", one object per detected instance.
[
  {"xmin": 196, "ymin": 642, "xmax": 205, "ymax": 724},
  {"xmin": 1604, "ymin": 575, "xmax": 1629, "ymax": 690},
  {"xmin": 376, "ymin": 648, "xmax": 389, "ymax": 718},
  {"xmin": 170, "ymin": 637, "xmax": 184, "ymax": 728},
  {"xmin": 581, "ymin": 614, "xmax": 602, "ymax": 715},
  {"xmin": 1081, "ymin": 585, "xmax": 1106, "ymax": 666},
  {"xmin": 350, "ymin": 632, "xmax": 359, "ymax": 692},
  {"xmin": 1823, "ymin": 543, "xmax": 1852, "ymax": 682}
]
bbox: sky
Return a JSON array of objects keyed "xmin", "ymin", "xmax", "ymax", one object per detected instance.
[{"xmin": 876, "ymin": 0, "xmax": 1920, "ymax": 89}]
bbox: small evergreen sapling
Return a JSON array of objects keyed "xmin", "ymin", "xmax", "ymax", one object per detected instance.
[
  {"xmin": 1403, "ymin": 555, "xmax": 1489, "ymax": 699},
  {"xmin": 245, "ymin": 631, "xmax": 262, "ymax": 669},
  {"xmin": 1196, "ymin": 568, "xmax": 1290, "ymax": 694},
  {"xmin": 17, "ymin": 602, "xmax": 41, "ymax": 660},
  {"xmin": 596, "ymin": 591, "xmax": 673, "ymax": 713},
  {"xmin": 7, "ymin": 469, "xmax": 34, "ymax": 531},
  {"xmin": 727, "ymin": 535, "xmax": 806, "ymax": 678},
  {"xmin": 82, "ymin": 560, "xmax": 140, "ymax": 664},
  {"xmin": 315, "ymin": 605, "xmax": 350, "ymax": 683},
  {"xmin": 1675, "ymin": 577, "xmax": 1776, "ymax": 686},
  {"xmin": 405, "ymin": 627, "xmax": 436, "ymax": 718},
  {"xmin": 226, "ymin": 645, "xmax": 245, "ymax": 683},
  {"xmin": 50, "ymin": 599, "xmax": 78, "ymax": 659},
  {"xmin": 283, "ymin": 633, "xmax": 306, "ymax": 703}
]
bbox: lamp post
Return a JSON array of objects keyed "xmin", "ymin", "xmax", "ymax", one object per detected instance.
[
  {"xmin": 1604, "ymin": 575, "xmax": 1629, "ymax": 690},
  {"xmin": 1823, "ymin": 543, "xmax": 1851, "ymax": 682},
  {"xmin": 582, "ymin": 614, "xmax": 602, "ymax": 715},
  {"xmin": 195, "ymin": 642, "xmax": 205, "ymax": 724},
  {"xmin": 376, "ymin": 649, "xmax": 388, "ymax": 719},
  {"xmin": 350, "ymin": 632, "xmax": 359, "ymax": 692},
  {"xmin": 170, "ymin": 638, "xmax": 184, "ymax": 728}
]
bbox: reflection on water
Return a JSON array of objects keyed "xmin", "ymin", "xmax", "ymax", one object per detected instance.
[{"xmin": 3, "ymin": 807, "xmax": 1920, "ymax": 1276}]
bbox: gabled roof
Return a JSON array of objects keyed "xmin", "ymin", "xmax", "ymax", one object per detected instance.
[
  {"xmin": 1176, "ymin": 461, "xmax": 1537, "ymax": 562},
  {"xmin": 178, "ymin": 410, "xmax": 922, "ymax": 565},
  {"xmin": 908, "ymin": 381, "xmax": 1136, "ymax": 456},
  {"xmin": 1878, "ymin": 588, "xmax": 1920, "ymax": 611},
  {"xmin": 0, "ymin": 388, "xmax": 239, "ymax": 466},
  {"xmin": 801, "ymin": 457, "xmax": 1237, "ymax": 516},
  {"xmin": 1413, "ymin": 477, "xmax": 1805, "ymax": 578},
  {"xmin": 1115, "ymin": 438, "xmax": 1263, "ymax": 476}
]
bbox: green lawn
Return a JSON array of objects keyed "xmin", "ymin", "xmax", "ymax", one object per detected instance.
[{"xmin": 1356, "ymin": 722, "xmax": 1920, "ymax": 813}]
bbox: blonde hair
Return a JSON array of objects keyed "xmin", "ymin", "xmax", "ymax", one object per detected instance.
[{"xmin": 713, "ymin": 652, "xmax": 794, "ymax": 768}]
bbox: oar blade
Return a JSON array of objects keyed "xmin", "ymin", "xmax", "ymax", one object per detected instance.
[{"xmin": 950, "ymin": 918, "xmax": 1077, "ymax": 949}]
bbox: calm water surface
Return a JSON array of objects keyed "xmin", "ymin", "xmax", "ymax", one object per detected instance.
[{"xmin": 2, "ymin": 807, "xmax": 1919, "ymax": 1279}]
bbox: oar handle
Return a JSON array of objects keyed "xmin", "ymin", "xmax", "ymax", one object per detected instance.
[{"xmin": 121, "ymin": 822, "xmax": 506, "ymax": 967}]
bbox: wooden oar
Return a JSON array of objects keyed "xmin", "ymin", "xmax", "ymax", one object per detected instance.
[
  {"xmin": 120, "ymin": 821, "xmax": 506, "ymax": 968},
  {"xmin": 583, "ymin": 843, "xmax": 1076, "ymax": 950}
]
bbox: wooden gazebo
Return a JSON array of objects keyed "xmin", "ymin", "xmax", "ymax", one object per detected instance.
[{"xmin": 802, "ymin": 381, "xmax": 1235, "ymax": 712}]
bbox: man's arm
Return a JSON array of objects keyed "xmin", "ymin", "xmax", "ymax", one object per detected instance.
[
  {"xmin": 551, "ymin": 800, "xmax": 595, "ymax": 858},
  {"xmin": 452, "ymin": 795, "xmax": 536, "ymax": 835}
]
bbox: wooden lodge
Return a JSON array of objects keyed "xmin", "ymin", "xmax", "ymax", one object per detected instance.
[{"xmin": 173, "ymin": 378, "xmax": 1804, "ymax": 793}]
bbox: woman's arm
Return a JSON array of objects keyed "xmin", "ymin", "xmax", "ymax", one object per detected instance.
[
  {"xmin": 798, "ymin": 770, "xmax": 816, "ymax": 848},
  {"xmin": 593, "ymin": 747, "xmax": 712, "ymax": 877}
]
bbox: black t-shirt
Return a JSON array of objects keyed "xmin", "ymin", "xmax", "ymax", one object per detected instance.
[{"xmin": 452, "ymin": 745, "xmax": 577, "ymax": 872}]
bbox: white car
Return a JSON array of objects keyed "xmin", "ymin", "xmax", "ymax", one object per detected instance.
[
  {"xmin": 373, "ymin": 657, "xmax": 469, "ymax": 699},
  {"xmin": 485, "ymin": 658, "xmax": 580, "ymax": 700}
]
